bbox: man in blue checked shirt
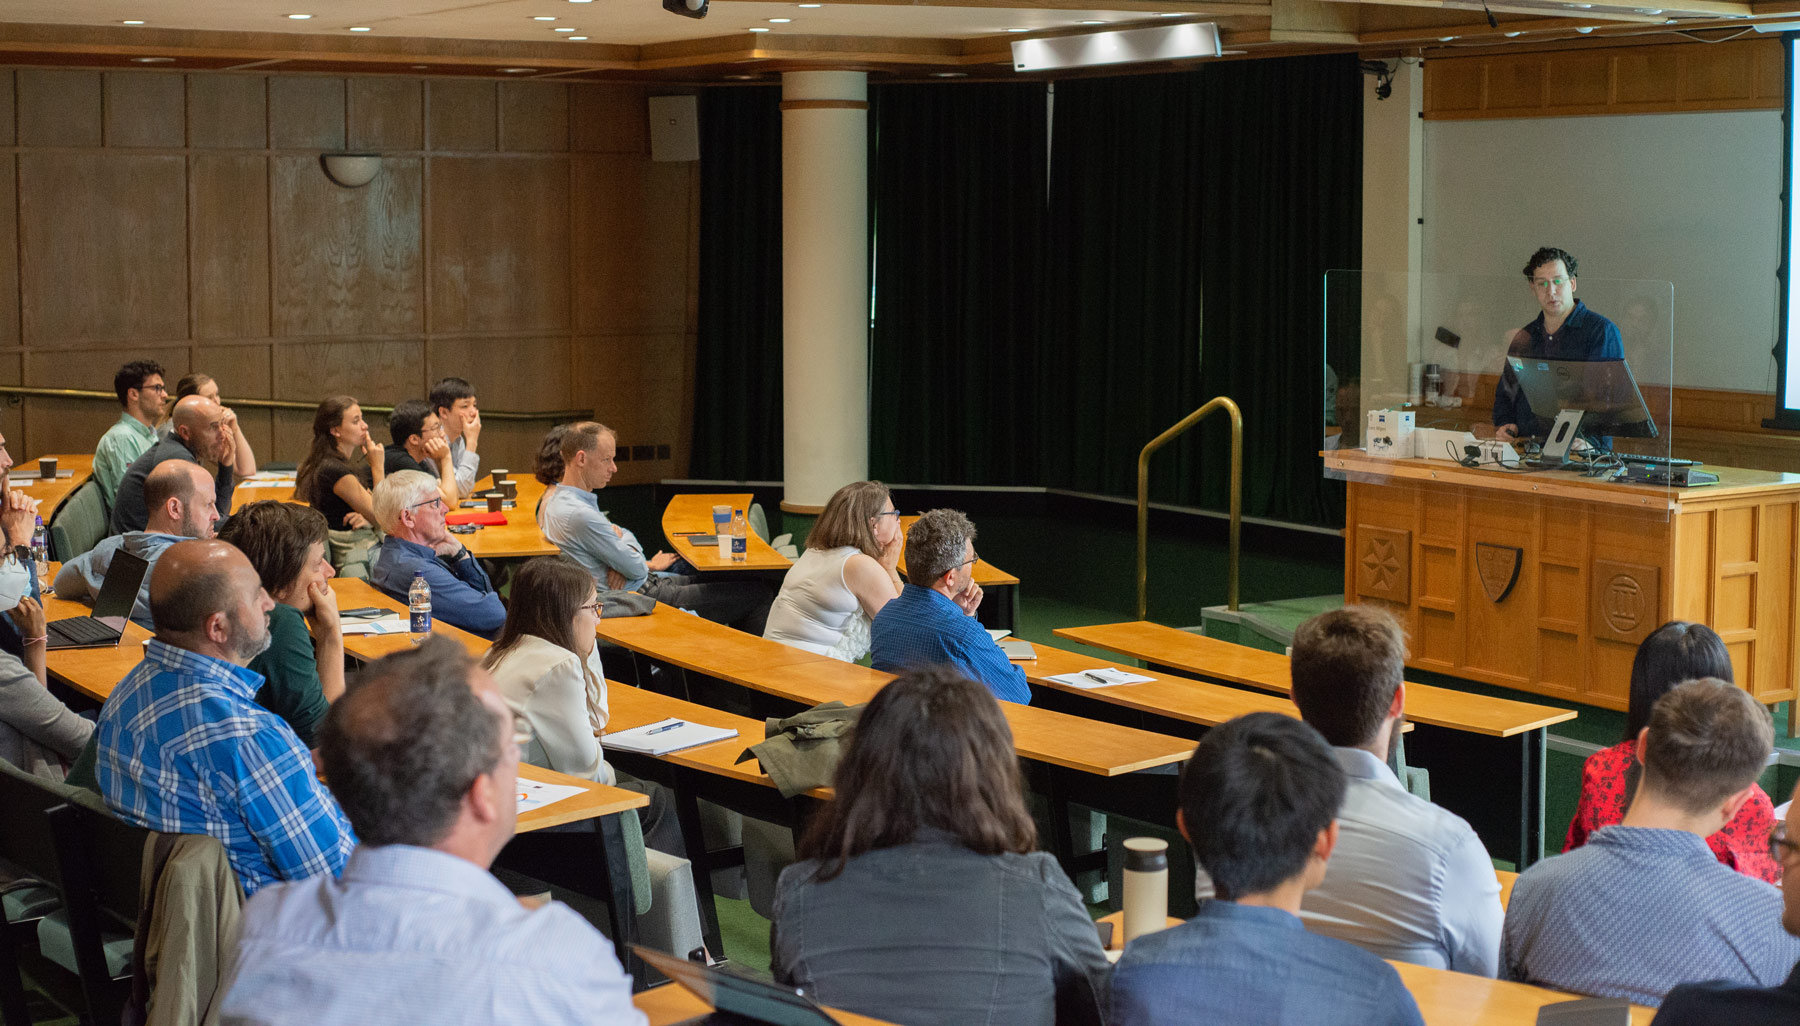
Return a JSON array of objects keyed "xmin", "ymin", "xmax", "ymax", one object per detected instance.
[
  {"xmin": 96, "ymin": 540, "xmax": 355, "ymax": 895},
  {"xmin": 871, "ymin": 508, "xmax": 1030, "ymax": 705}
]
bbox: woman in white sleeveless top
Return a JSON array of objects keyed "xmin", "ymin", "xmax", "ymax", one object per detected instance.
[{"xmin": 764, "ymin": 481, "xmax": 904, "ymax": 661}]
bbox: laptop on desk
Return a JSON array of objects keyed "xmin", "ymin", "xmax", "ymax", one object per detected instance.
[
  {"xmin": 633, "ymin": 946, "xmax": 842, "ymax": 1026},
  {"xmin": 46, "ymin": 550, "xmax": 149, "ymax": 650}
]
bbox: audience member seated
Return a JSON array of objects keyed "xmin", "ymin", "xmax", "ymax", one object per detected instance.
[
  {"xmin": 294, "ymin": 396, "xmax": 384, "ymax": 576},
  {"xmin": 216, "ymin": 637, "xmax": 645, "ymax": 1026},
  {"xmin": 481, "ymin": 555, "xmax": 680, "ymax": 852},
  {"xmin": 93, "ymin": 360, "xmax": 166, "ymax": 508},
  {"xmin": 156, "ymin": 372, "xmax": 258, "ymax": 476},
  {"xmin": 431, "ymin": 376, "xmax": 482, "ymax": 496},
  {"xmin": 540, "ymin": 422, "xmax": 771, "ymax": 633},
  {"xmin": 217, "ymin": 501, "xmax": 344, "ymax": 748},
  {"xmin": 1110, "ymin": 712, "xmax": 1424, "ymax": 1026},
  {"xmin": 384, "ymin": 398, "xmax": 460, "ymax": 505},
  {"xmin": 1503, "ymin": 678, "xmax": 1800, "ymax": 1004},
  {"xmin": 1229, "ymin": 605, "xmax": 1501, "ymax": 974},
  {"xmin": 1566, "ymin": 620, "xmax": 1779, "ymax": 882},
  {"xmin": 95, "ymin": 540, "xmax": 355, "ymax": 894},
  {"xmin": 771, "ymin": 668, "xmax": 1111, "ymax": 1026},
  {"xmin": 56, "ymin": 461, "xmax": 220, "ymax": 629},
  {"xmin": 533, "ymin": 422, "xmax": 568, "ymax": 516},
  {"xmin": 765, "ymin": 480, "xmax": 904, "ymax": 661},
  {"xmin": 110, "ymin": 394, "xmax": 238, "ymax": 535},
  {"xmin": 870, "ymin": 509, "xmax": 1028, "ymax": 704},
  {"xmin": 0, "ymin": 432, "xmax": 49, "ymax": 675},
  {"xmin": 1652, "ymin": 782, "xmax": 1800, "ymax": 1025},
  {"xmin": 367, "ymin": 471, "xmax": 505, "ymax": 639}
]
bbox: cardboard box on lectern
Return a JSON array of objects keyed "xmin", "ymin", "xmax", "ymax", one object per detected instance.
[{"xmin": 1366, "ymin": 409, "xmax": 1415, "ymax": 459}]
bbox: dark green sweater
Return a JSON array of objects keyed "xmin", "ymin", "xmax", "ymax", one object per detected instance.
[{"xmin": 250, "ymin": 603, "xmax": 330, "ymax": 748}]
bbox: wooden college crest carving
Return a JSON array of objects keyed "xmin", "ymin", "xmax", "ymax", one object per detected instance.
[{"xmin": 1475, "ymin": 543, "xmax": 1522, "ymax": 603}]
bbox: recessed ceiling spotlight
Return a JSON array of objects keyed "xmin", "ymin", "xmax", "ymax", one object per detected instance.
[
  {"xmin": 1006, "ymin": 26, "xmax": 1029, "ymax": 31},
  {"xmin": 1575, "ymin": 25, "xmax": 1594, "ymax": 31},
  {"xmin": 1437, "ymin": 34, "xmax": 1456, "ymax": 40},
  {"xmin": 1504, "ymin": 30, "xmax": 1522, "ymax": 35},
  {"xmin": 287, "ymin": 13, "xmax": 312, "ymax": 19},
  {"xmin": 567, "ymin": 35, "xmax": 588, "ymax": 39},
  {"xmin": 749, "ymin": 26, "xmax": 771, "ymax": 31},
  {"xmin": 131, "ymin": 55, "xmax": 174, "ymax": 62},
  {"xmin": 769, "ymin": 17, "xmax": 792, "ymax": 22},
  {"xmin": 349, "ymin": 26, "xmax": 372, "ymax": 31},
  {"xmin": 1158, "ymin": 11, "xmax": 1182, "ymax": 15},
  {"xmin": 798, "ymin": 4, "xmax": 822, "ymax": 7},
  {"xmin": 931, "ymin": 71, "xmax": 967, "ymax": 77},
  {"xmin": 1636, "ymin": 7, "xmax": 1661, "ymax": 12},
  {"xmin": 555, "ymin": 26, "xmax": 577, "ymax": 31},
  {"xmin": 568, "ymin": 0, "xmax": 593, "ymax": 4},
  {"xmin": 1080, "ymin": 19, "xmax": 1106, "ymax": 24},
  {"xmin": 500, "ymin": 67, "xmax": 537, "ymax": 73},
  {"xmin": 533, "ymin": 15, "xmax": 557, "ymax": 19},
  {"xmin": 121, "ymin": 19, "xmax": 145, "ymax": 25}
]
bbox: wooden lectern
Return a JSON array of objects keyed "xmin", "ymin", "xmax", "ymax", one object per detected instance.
[{"xmin": 1328, "ymin": 451, "xmax": 1800, "ymax": 726}]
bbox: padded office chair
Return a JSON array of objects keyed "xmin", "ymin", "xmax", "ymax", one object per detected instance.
[{"xmin": 47, "ymin": 481, "xmax": 108, "ymax": 563}]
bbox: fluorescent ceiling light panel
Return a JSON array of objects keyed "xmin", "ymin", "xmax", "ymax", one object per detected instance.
[{"xmin": 1011, "ymin": 22, "xmax": 1221, "ymax": 71}]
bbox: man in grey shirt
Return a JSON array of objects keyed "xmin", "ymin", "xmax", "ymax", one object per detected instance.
[
  {"xmin": 1198, "ymin": 605, "xmax": 1502, "ymax": 975},
  {"xmin": 56, "ymin": 461, "xmax": 219, "ymax": 630}
]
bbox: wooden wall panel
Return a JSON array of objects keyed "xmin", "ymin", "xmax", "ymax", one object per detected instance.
[
  {"xmin": 270, "ymin": 155, "xmax": 423, "ymax": 336},
  {"xmin": 500, "ymin": 82, "xmax": 569, "ymax": 152},
  {"xmin": 0, "ymin": 160, "xmax": 16, "ymax": 344},
  {"xmin": 0, "ymin": 355, "xmax": 22, "ymax": 458},
  {"xmin": 104, "ymin": 72, "xmax": 184, "ymax": 148},
  {"xmin": 348, "ymin": 78, "xmax": 422, "ymax": 150},
  {"xmin": 272, "ymin": 340, "xmax": 423, "ymax": 409},
  {"xmin": 1425, "ymin": 39, "xmax": 1783, "ymax": 120},
  {"xmin": 574, "ymin": 155, "xmax": 692, "ymax": 334},
  {"xmin": 428, "ymin": 80, "xmax": 497, "ymax": 151},
  {"xmin": 574, "ymin": 332, "xmax": 685, "ymax": 485},
  {"xmin": 18, "ymin": 69, "xmax": 102, "ymax": 147},
  {"xmin": 0, "ymin": 72, "xmax": 14, "ymax": 147},
  {"xmin": 23, "ymin": 345, "xmax": 191, "ymax": 458},
  {"xmin": 270, "ymin": 76, "xmax": 346, "ymax": 150},
  {"xmin": 572, "ymin": 85, "xmax": 651, "ymax": 154},
  {"xmin": 187, "ymin": 75, "xmax": 265, "ymax": 148},
  {"xmin": 428, "ymin": 338, "xmax": 572, "ymax": 410},
  {"xmin": 191, "ymin": 154, "xmax": 270, "ymax": 339},
  {"xmin": 18, "ymin": 153, "xmax": 188, "ymax": 343},
  {"xmin": 430, "ymin": 157, "xmax": 569, "ymax": 333}
]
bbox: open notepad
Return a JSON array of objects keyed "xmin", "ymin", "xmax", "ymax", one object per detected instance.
[{"xmin": 602, "ymin": 717, "xmax": 738, "ymax": 756}]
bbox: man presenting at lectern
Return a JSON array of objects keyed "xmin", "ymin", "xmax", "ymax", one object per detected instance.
[{"xmin": 1490, "ymin": 247, "xmax": 1623, "ymax": 443}]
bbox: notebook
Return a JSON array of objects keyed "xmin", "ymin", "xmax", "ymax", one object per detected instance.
[{"xmin": 602, "ymin": 717, "xmax": 738, "ymax": 756}]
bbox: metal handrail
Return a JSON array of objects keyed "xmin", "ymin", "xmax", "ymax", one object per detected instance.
[
  {"xmin": 0, "ymin": 385, "xmax": 591, "ymax": 423},
  {"xmin": 1136, "ymin": 396, "xmax": 1243, "ymax": 620}
]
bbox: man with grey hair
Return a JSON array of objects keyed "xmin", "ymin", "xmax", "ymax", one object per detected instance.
[
  {"xmin": 870, "ymin": 508, "xmax": 1028, "ymax": 704},
  {"xmin": 366, "ymin": 470, "xmax": 504, "ymax": 639},
  {"xmin": 57, "ymin": 460, "xmax": 220, "ymax": 629},
  {"xmin": 110, "ymin": 393, "xmax": 240, "ymax": 534},
  {"xmin": 217, "ymin": 637, "xmax": 645, "ymax": 1025}
]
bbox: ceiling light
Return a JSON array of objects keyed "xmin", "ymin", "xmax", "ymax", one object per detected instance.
[
  {"xmin": 1080, "ymin": 19, "xmax": 1107, "ymax": 24},
  {"xmin": 1006, "ymin": 26, "xmax": 1030, "ymax": 31},
  {"xmin": 533, "ymin": 14, "xmax": 557, "ymax": 19},
  {"xmin": 131, "ymin": 56, "xmax": 174, "ymax": 62},
  {"xmin": 1504, "ymin": 30, "xmax": 1522, "ymax": 35},
  {"xmin": 1575, "ymin": 25, "xmax": 1594, "ymax": 31},
  {"xmin": 1438, "ymin": 35, "xmax": 1456, "ymax": 41},
  {"xmin": 1635, "ymin": 7, "xmax": 1661, "ymax": 12},
  {"xmin": 769, "ymin": 17, "xmax": 792, "ymax": 22},
  {"xmin": 726, "ymin": 74, "xmax": 759, "ymax": 79},
  {"xmin": 798, "ymin": 3, "xmax": 822, "ymax": 6},
  {"xmin": 287, "ymin": 13, "xmax": 312, "ymax": 19},
  {"xmin": 1013, "ymin": 22, "xmax": 1222, "ymax": 71},
  {"xmin": 567, "ymin": 35, "xmax": 588, "ymax": 39},
  {"xmin": 1158, "ymin": 11, "xmax": 1182, "ymax": 15},
  {"xmin": 931, "ymin": 71, "xmax": 967, "ymax": 77},
  {"xmin": 500, "ymin": 67, "xmax": 537, "ymax": 73},
  {"xmin": 749, "ymin": 26, "xmax": 770, "ymax": 31},
  {"xmin": 349, "ymin": 26, "xmax": 372, "ymax": 31},
  {"xmin": 555, "ymin": 26, "xmax": 577, "ymax": 31},
  {"xmin": 121, "ymin": 19, "xmax": 145, "ymax": 25}
]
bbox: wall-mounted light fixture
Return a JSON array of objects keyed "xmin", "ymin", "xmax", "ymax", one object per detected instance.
[{"xmin": 320, "ymin": 153, "xmax": 382, "ymax": 188}]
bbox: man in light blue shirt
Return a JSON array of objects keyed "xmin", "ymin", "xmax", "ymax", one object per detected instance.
[
  {"xmin": 366, "ymin": 471, "xmax": 505, "ymax": 639},
  {"xmin": 870, "ymin": 509, "xmax": 1029, "ymax": 704},
  {"xmin": 540, "ymin": 422, "xmax": 770, "ymax": 633},
  {"xmin": 1503, "ymin": 678, "xmax": 1800, "ymax": 1006},
  {"xmin": 55, "ymin": 461, "xmax": 219, "ymax": 629},
  {"xmin": 217, "ymin": 637, "xmax": 646, "ymax": 1026},
  {"xmin": 92, "ymin": 360, "xmax": 166, "ymax": 507}
]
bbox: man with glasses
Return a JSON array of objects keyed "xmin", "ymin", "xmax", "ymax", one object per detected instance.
[
  {"xmin": 1490, "ymin": 246, "xmax": 1624, "ymax": 443},
  {"xmin": 1501, "ymin": 678, "xmax": 1800, "ymax": 1005},
  {"xmin": 870, "ymin": 508, "xmax": 1029, "ymax": 704},
  {"xmin": 93, "ymin": 360, "xmax": 167, "ymax": 507},
  {"xmin": 384, "ymin": 398, "xmax": 461, "ymax": 506},
  {"xmin": 1654, "ymin": 790, "xmax": 1800, "ymax": 1023},
  {"xmin": 366, "ymin": 470, "xmax": 505, "ymax": 639}
]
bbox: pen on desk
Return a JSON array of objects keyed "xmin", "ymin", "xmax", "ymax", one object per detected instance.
[
  {"xmin": 1083, "ymin": 671, "xmax": 1111, "ymax": 684},
  {"xmin": 645, "ymin": 720, "xmax": 685, "ymax": 735}
]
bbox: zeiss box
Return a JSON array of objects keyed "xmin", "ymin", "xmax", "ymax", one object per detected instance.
[{"xmin": 1366, "ymin": 409, "xmax": 1415, "ymax": 459}]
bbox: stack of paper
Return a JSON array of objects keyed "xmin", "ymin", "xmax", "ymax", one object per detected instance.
[
  {"xmin": 1044, "ymin": 667, "xmax": 1154, "ymax": 689},
  {"xmin": 602, "ymin": 718, "xmax": 738, "ymax": 756}
]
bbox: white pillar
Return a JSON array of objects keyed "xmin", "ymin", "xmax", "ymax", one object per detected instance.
[
  {"xmin": 780, "ymin": 70, "xmax": 869, "ymax": 514},
  {"xmin": 1358, "ymin": 61, "xmax": 1424, "ymax": 406}
]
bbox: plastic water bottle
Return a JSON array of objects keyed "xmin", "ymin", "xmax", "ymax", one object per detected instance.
[
  {"xmin": 730, "ymin": 509, "xmax": 748, "ymax": 563},
  {"xmin": 408, "ymin": 570, "xmax": 432, "ymax": 644},
  {"xmin": 29, "ymin": 517, "xmax": 47, "ymax": 588}
]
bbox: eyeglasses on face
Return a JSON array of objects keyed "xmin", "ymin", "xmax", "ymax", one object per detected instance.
[
  {"xmin": 405, "ymin": 496, "xmax": 446, "ymax": 513},
  {"xmin": 578, "ymin": 601, "xmax": 602, "ymax": 615},
  {"xmin": 1770, "ymin": 823, "xmax": 1800, "ymax": 864},
  {"xmin": 871, "ymin": 510, "xmax": 902, "ymax": 520},
  {"xmin": 1531, "ymin": 277, "xmax": 1571, "ymax": 290}
]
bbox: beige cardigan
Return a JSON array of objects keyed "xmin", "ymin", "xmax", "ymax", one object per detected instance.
[{"xmin": 486, "ymin": 634, "xmax": 613, "ymax": 784}]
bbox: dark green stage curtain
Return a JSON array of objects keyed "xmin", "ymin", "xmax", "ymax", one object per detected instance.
[
  {"xmin": 867, "ymin": 83, "xmax": 1049, "ymax": 485},
  {"xmin": 1044, "ymin": 56, "xmax": 1362, "ymax": 524},
  {"xmin": 692, "ymin": 87, "xmax": 784, "ymax": 481}
]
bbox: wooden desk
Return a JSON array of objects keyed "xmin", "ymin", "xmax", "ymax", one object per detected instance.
[
  {"xmin": 661, "ymin": 493, "xmax": 793, "ymax": 573},
  {"xmin": 327, "ymin": 578, "xmax": 490, "ymax": 660},
  {"xmin": 636, "ymin": 984, "xmax": 900, "ymax": 1026},
  {"xmin": 1054, "ymin": 621, "xmax": 1575, "ymax": 868},
  {"xmin": 231, "ymin": 472, "xmax": 297, "ymax": 511},
  {"xmin": 455, "ymin": 473, "xmax": 559, "ymax": 560},
  {"xmin": 14, "ymin": 454, "xmax": 93, "ymax": 520},
  {"xmin": 898, "ymin": 513, "xmax": 1021, "ymax": 631},
  {"xmin": 1328, "ymin": 451, "xmax": 1800, "ymax": 724}
]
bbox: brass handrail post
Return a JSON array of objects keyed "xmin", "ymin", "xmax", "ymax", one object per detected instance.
[{"xmin": 1136, "ymin": 396, "xmax": 1243, "ymax": 621}]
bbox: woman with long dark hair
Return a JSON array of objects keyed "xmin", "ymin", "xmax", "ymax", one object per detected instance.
[
  {"xmin": 1563, "ymin": 620, "xmax": 1779, "ymax": 881},
  {"xmin": 772, "ymin": 668, "xmax": 1111, "ymax": 1026},
  {"xmin": 295, "ymin": 396, "xmax": 384, "ymax": 575}
]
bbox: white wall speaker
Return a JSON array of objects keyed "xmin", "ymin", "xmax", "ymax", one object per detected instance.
[{"xmin": 648, "ymin": 95, "xmax": 700, "ymax": 162}]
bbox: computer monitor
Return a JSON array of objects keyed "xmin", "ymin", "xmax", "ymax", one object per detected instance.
[{"xmin": 1504, "ymin": 356, "xmax": 1659, "ymax": 441}]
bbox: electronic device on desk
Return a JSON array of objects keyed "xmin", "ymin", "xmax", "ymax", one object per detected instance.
[
  {"xmin": 46, "ymin": 551, "xmax": 149, "ymax": 650},
  {"xmin": 1506, "ymin": 357, "xmax": 1660, "ymax": 469},
  {"xmin": 1534, "ymin": 996, "xmax": 1632, "ymax": 1025},
  {"xmin": 634, "ymin": 945, "xmax": 841, "ymax": 1026},
  {"xmin": 1618, "ymin": 463, "xmax": 1719, "ymax": 487}
]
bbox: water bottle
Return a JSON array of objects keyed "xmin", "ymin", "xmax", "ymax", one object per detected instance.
[
  {"xmin": 408, "ymin": 570, "xmax": 432, "ymax": 644},
  {"xmin": 29, "ymin": 516, "xmax": 47, "ymax": 587},
  {"xmin": 730, "ymin": 508, "xmax": 748, "ymax": 563}
]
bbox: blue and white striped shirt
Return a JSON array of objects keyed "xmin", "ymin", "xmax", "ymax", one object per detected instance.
[
  {"xmin": 1503, "ymin": 825, "xmax": 1800, "ymax": 1006},
  {"xmin": 96, "ymin": 640, "xmax": 355, "ymax": 895}
]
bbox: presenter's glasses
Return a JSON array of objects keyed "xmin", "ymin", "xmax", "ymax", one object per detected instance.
[{"xmin": 1531, "ymin": 277, "xmax": 1571, "ymax": 291}]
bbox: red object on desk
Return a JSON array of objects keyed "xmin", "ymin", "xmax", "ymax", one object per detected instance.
[{"xmin": 446, "ymin": 511, "xmax": 508, "ymax": 526}]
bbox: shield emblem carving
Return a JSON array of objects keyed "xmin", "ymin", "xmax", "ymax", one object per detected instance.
[{"xmin": 1475, "ymin": 543, "xmax": 1522, "ymax": 603}]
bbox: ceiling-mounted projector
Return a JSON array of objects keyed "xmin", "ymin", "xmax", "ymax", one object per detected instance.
[
  {"xmin": 1011, "ymin": 22, "xmax": 1222, "ymax": 72},
  {"xmin": 663, "ymin": 0, "xmax": 707, "ymax": 18}
]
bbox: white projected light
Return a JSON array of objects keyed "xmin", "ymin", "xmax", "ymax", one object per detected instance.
[
  {"xmin": 1010, "ymin": 22, "xmax": 1221, "ymax": 72},
  {"xmin": 1786, "ymin": 34, "xmax": 1800, "ymax": 418}
]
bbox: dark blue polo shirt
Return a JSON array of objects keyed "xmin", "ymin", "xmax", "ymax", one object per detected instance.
[{"xmin": 1492, "ymin": 299, "xmax": 1624, "ymax": 436}]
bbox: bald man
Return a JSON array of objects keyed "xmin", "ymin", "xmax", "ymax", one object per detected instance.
[
  {"xmin": 110, "ymin": 394, "xmax": 238, "ymax": 535},
  {"xmin": 95, "ymin": 539, "xmax": 355, "ymax": 894},
  {"xmin": 56, "ymin": 461, "xmax": 219, "ymax": 629}
]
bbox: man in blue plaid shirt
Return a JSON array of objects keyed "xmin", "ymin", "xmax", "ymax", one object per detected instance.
[{"xmin": 96, "ymin": 539, "xmax": 355, "ymax": 894}]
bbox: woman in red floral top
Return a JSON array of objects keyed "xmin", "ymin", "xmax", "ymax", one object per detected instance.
[{"xmin": 1563, "ymin": 620, "xmax": 1780, "ymax": 883}]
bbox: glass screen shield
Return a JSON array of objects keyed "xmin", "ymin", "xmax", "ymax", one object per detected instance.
[{"xmin": 1322, "ymin": 270, "xmax": 1676, "ymax": 515}]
